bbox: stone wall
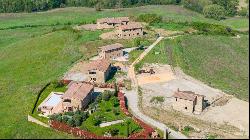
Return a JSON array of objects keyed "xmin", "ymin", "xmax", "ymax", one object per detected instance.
[
  {"xmin": 117, "ymin": 28, "xmax": 143, "ymax": 39},
  {"xmin": 172, "ymin": 97, "xmax": 195, "ymax": 113}
]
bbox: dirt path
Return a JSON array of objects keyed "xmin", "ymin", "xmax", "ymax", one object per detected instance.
[
  {"xmin": 125, "ymin": 35, "xmax": 188, "ymax": 139},
  {"xmin": 27, "ymin": 115, "xmax": 49, "ymax": 128}
]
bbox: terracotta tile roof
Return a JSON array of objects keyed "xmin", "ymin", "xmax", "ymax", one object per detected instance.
[
  {"xmin": 62, "ymin": 82, "xmax": 93, "ymax": 100},
  {"xmin": 118, "ymin": 22, "xmax": 142, "ymax": 30},
  {"xmin": 87, "ymin": 59, "xmax": 111, "ymax": 72},
  {"xmin": 173, "ymin": 89, "xmax": 204, "ymax": 101},
  {"xmin": 100, "ymin": 43, "xmax": 124, "ymax": 51},
  {"xmin": 97, "ymin": 17, "xmax": 129, "ymax": 24}
]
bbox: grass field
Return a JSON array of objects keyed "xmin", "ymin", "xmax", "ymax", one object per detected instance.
[
  {"xmin": 0, "ymin": 27, "xmax": 103, "ymax": 138},
  {"xmin": 0, "ymin": 5, "xmax": 248, "ymax": 138},
  {"xmin": 137, "ymin": 34, "xmax": 249, "ymax": 101},
  {"xmin": 0, "ymin": 5, "xmax": 248, "ymax": 30}
]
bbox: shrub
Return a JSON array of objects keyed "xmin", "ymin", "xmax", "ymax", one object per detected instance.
[
  {"xmin": 136, "ymin": 14, "xmax": 163, "ymax": 25},
  {"xmin": 206, "ymin": 133, "xmax": 218, "ymax": 139},
  {"xmin": 182, "ymin": 0, "xmax": 213, "ymax": 13},
  {"xmin": 203, "ymin": 4, "xmax": 226, "ymax": 20},
  {"xmin": 67, "ymin": 118, "xmax": 75, "ymax": 127},
  {"xmin": 133, "ymin": 38, "xmax": 141, "ymax": 47},
  {"xmin": 106, "ymin": 108, "xmax": 111, "ymax": 112},
  {"xmin": 238, "ymin": 7, "xmax": 249, "ymax": 17},
  {"xmin": 48, "ymin": 114, "xmax": 57, "ymax": 120},
  {"xmin": 64, "ymin": 111, "xmax": 74, "ymax": 116},
  {"xmin": 55, "ymin": 114, "xmax": 62, "ymax": 122},
  {"xmin": 95, "ymin": 2, "xmax": 102, "ymax": 11},
  {"xmin": 51, "ymin": 80, "xmax": 64, "ymax": 88},
  {"xmin": 112, "ymin": 108, "xmax": 120, "ymax": 115},
  {"xmin": 150, "ymin": 96, "xmax": 165, "ymax": 103},
  {"xmin": 212, "ymin": 0, "xmax": 239, "ymax": 16},
  {"xmin": 112, "ymin": 98, "xmax": 120, "ymax": 107},
  {"xmin": 62, "ymin": 115, "xmax": 69, "ymax": 123},
  {"xmin": 109, "ymin": 128, "xmax": 119, "ymax": 136},
  {"xmin": 80, "ymin": 112, "xmax": 88, "ymax": 121},
  {"xmin": 96, "ymin": 94, "xmax": 102, "ymax": 103},
  {"xmin": 114, "ymin": 83, "xmax": 118, "ymax": 96},
  {"xmin": 93, "ymin": 115, "xmax": 103, "ymax": 126},
  {"xmin": 102, "ymin": 90, "xmax": 114, "ymax": 101},
  {"xmin": 73, "ymin": 114, "xmax": 83, "ymax": 126},
  {"xmin": 190, "ymin": 22, "xmax": 235, "ymax": 36}
]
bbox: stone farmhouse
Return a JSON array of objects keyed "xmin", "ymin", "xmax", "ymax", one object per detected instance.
[
  {"xmin": 61, "ymin": 82, "xmax": 94, "ymax": 112},
  {"xmin": 172, "ymin": 88, "xmax": 205, "ymax": 114},
  {"xmin": 116, "ymin": 22, "xmax": 143, "ymax": 39},
  {"xmin": 97, "ymin": 17, "xmax": 129, "ymax": 29},
  {"xmin": 99, "ymin": 43, "xmax": 124, "ymax": 60},
  {"xmin": 38, "ymin": 82, "xmax": 94, "ymax": 116},
  {"xmin": 86, "ymin": 59, "xmax": 112, "ymax": 83}
]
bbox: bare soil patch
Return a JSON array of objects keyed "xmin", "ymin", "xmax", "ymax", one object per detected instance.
[
  {"xmin": 137, "ymin": 64, "xmax": 249, "ymax": 138},
  {"xmin": 137, "ymin": 64, "xmax": 176, "ymax": 85}
]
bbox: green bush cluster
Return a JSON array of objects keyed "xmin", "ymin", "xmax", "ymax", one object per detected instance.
[
  {"xmin": 150, "ymin": 96, "xmax": 165, "ymax": 103},
  {"xmin": 203, "ymin": 4, "xmax": 226, "ymax": 20},
  {"xmin": 136, "ymin": 14, "xmax": 163, "ymax": 25},
  {"xmin": 49, "ymin": 110, "xmax": 88, "ymax": 127},
  {"xmin": 190, "ymin": 22, "xmax": 236, "ymax": 36},
  {"xmin": 102, "ymin": 90, "xmax": 116, "ymax": 101},
  {"xmin": 182, "ymin": 0, "xmax": 240, "ymax": 20}
]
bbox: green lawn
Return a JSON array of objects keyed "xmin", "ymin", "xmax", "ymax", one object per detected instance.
[
  {"xmin": 138, "ymin": 34, "xmax": 249, "ymax": 101},
  {"xmin": 0, "ymin": 27, "xmax": 102, "ymax": 138}
]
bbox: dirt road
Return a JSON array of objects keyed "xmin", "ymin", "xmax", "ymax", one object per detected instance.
[{"xmin": 125, "ymin": 36, "xmax": 188, "ymax": 139}]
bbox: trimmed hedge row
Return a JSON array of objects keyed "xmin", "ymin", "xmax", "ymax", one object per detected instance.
[{"xmin": 31, "ymin": 82, "xmax": 51, "ymax": 114}]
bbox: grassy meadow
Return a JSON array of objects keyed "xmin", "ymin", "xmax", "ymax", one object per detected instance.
[
  {"xmin": 0, "ymin": 5, "xmax": 248, "ymax": 138},
  {"xmin": 137, "ymin": 34, "xmax": 249, "ymax": 101},
  {"xmin": 0, "ymin": 5, "xmax": 248, "ymax": 30}
]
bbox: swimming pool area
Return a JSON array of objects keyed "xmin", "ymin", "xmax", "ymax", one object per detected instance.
[{"xmin": 43, "ymin": 92, "xmax": 63, "ymax": 107}]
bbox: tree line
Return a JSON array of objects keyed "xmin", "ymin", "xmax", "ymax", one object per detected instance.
[
  {"xmin": 0, "ymin": 0, "xmax": 180, "ymax": 13},
  {"xmin": 182, "ymin": 0, "xmax": 249, "ymax": 20},
  {"xmin": 0, "ymin": 0, "xmax": 248, "ymax": 20}
]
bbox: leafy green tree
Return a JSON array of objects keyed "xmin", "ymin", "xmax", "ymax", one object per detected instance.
[
  {"xmin": 95, "ymin": 2, "xmax": 102, "ymax": 11},
  {"xmin": 203, "ymin": 4, "xmax": 226, "ymax": 20},
  {"xmin": 212, "ymin": 0, "xmax": 239, "ymax": 16},
  {"xmin": 182, "ymin": 0, "xmax": 213, "ymax": 13}
]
